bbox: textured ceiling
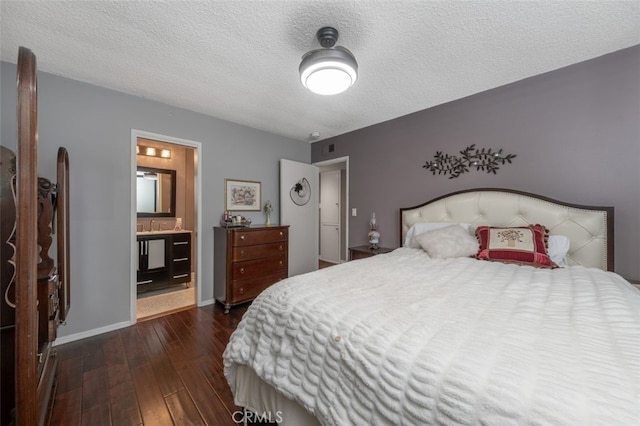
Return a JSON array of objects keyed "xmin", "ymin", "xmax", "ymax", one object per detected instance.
[{"xmin": 1, "ymin": 1, "xmax": 639, "ymax": 142}]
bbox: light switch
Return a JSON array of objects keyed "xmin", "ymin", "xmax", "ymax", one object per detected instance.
[{"xmin": 352, "ymin": 208, "xmax": 357, "ymax": 217}]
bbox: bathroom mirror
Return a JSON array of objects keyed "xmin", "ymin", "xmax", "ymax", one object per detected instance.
[{"xmin": 136, "ymin": 166, "xmax": 176, "ymax": 217}]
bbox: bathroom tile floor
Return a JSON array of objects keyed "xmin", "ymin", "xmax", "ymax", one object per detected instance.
[{"xmin": 137, "ymin": 284, "xmax": 195, "ymax": 321}]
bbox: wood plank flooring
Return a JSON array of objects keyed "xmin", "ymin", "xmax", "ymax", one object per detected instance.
[{"xmin": 49, "ymin": 303, "xmax": 266, "ymax": 426}]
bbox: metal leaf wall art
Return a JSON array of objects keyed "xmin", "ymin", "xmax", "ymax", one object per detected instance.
[{"xmin": 422, "ymin": 145, "xmax": 516, "ymax": 179}]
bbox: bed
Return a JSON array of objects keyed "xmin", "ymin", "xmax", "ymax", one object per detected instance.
[{"xmin": 223, "ymin": 188, "xmax": 639, "ymax": 425}]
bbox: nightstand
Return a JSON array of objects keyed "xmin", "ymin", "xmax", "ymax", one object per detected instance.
[{"xmin": 349, "ymin": 245, "xmax": 394, "ymax": 261}]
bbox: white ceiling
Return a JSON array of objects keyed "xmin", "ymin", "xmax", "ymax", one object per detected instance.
[{"xmin": 1, "ymin": 1, "xmax": 639, "ymax": 142}]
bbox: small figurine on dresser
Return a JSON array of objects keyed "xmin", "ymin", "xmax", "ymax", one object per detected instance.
[{"xmin": 264, "ymin": 200, "xmax": 273, "ymax": 226}]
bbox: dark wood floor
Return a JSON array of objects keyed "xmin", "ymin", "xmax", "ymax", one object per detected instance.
[
  {"xmin": 49, "ymin": 303, "xmax": 255, "ymax": 426},
  {"xmin": 319, "ymin": 259, "xmax": 337, "ymax": 269},
  {"xmin": 50, "ymin": 263, "xmax": 342, "ymax": 426}
]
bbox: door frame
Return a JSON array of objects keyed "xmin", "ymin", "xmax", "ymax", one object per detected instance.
[
  {"xmin": 130, "ymin": 129, "xmax": 202, "ymax": 324},
  {"xmin": 313, "ymin": 156, "xmax": 349, "ymax": 262}
]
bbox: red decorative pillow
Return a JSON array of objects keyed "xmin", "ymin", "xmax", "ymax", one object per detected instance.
[{"xmin": 475, "ymin": 225, "xmax": 557, "ymax": 268}]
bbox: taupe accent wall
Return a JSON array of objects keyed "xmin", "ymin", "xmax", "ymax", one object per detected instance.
[{"xmin": 312, "ymin": 45, "xmax": 640, "ymax": 280}]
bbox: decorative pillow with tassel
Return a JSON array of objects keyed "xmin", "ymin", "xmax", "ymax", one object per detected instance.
[{"xmin": 475, "ymin": 224, "xmax": 557, "ymax": 268}]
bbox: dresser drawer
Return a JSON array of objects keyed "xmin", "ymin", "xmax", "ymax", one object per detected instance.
[
  {"xmin": 228, "ymin": 271, "xmax": 287, "ymax": 303},
  {"xmin": 172, "ymin": 232, "xmax": 191, "ymax": 243},
  {"xmin": 172, "ymin": 243, "xmax": 190, "ymax": 259},
  {"xmin": 231, "ymin": 254, "xmax": 287, "ymax": 279},
  {"xmin": 171, "ymin": 234, "xmax": 191, "ymax": 255},
  {"xmin": 232, "ymin": 242, "xmax": 287, "ymax": 261},
  {"xmin": 136, "ymin": 270, "xmax": 168, "ymax": 287},
  {"xmin": 169, "ymin": 271, "xmax": 191, "ymax": 285},
  {"xmin": 232, "ymin": 228, "xmax": 288, "ymax": 246},
  {"xmin": 172, "ymin": 256, "xmax": 191, "ymax": 274}
]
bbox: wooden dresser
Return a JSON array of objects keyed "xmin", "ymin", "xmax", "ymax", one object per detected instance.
[{"xmin": 214, "ymin": 225, "xmax": 289, "ymax": 313}]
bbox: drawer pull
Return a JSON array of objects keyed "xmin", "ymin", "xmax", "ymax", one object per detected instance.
[
  {"xmin": 279, "ymin": 245, "xmax": 283, "ymax": 251},
  {"xmin": 173, "ymin": 241, "xmax": 189, "ymax": 245},
  {"xmin": 240, "ymin": 250, "xmax": 245, "ymax": 256},
  {"xmin": 137, "ymin": 280, "xmax": 153, "ymax": 285},
  {"xmin": 173, "ymin": 257, "xmax": 189, "ymax": 262},
  {"xmin": 240, "ymin": 268, "xmax": 245, "ymax": 274},
  {"xmin": 173, "ymin": 273, "xmax": 189, "ymax": 279},
  {"xmin": 239, "ymin": 287, "xmax": 244, "ymax": 294},
  {"xmin": 279, "ymin": 261, "xmax": 283, "ymax": 265},
  {"xmin": 240, "ymin": 235, "xmax": 245, "ymax": 240},
  {"xmin": 279, "ymin": 232, "xmax": 283, "ymax": 236}
]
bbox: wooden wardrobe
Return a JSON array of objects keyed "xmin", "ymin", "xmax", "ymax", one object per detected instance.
[{"xmin": 0, "ymin": 47, "xmax": 71, "ymax": 426}]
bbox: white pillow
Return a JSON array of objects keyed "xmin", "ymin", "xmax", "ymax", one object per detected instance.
[
  {"xmin": 414, "ymin": 224, "xmax": 479, "ymax": 259},
  {"xmin": 548, "ymin": 235, "xmax": 570, "ymax": 266},
  {"xmin": 404, "ymin": 222, "xmax": 471, "ymax": 248}
]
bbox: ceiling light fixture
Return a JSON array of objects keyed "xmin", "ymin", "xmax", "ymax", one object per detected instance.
[{"xmin": 299, "ymin": 27, "xmax": 358, "ymax": 95}]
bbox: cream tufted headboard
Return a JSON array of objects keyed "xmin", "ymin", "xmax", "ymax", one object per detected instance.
[{"xmin": 400, "ymin": 188, "xmax": 614, "ymax": 271}]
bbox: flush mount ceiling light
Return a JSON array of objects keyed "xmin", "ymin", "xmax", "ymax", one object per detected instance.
[{"xmin": 299, "ymin": 27, "xmax": 358, "ymax": 95}]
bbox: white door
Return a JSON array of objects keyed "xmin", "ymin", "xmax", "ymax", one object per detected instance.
[
  {"xmin": 320, "ymin": 170, "xmax": 340, "ymax": 263},
  {"xmin": 280, "ymin": 159, "xmax": 319, "ymax": 276}
]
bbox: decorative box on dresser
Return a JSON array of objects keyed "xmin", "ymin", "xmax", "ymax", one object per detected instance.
[{"xmin": 214, "ymin": 225, "xmax": 289, "ymax": 313}]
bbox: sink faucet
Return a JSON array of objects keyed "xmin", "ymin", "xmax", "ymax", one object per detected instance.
[{"xmin": 150, "ymin": 220, "xmax": 155, "ymax": 232}]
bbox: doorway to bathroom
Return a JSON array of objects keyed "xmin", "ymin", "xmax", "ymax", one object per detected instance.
[{"xmin": 131, "ymin": 130, "xmax": 202, "ymax": 322}]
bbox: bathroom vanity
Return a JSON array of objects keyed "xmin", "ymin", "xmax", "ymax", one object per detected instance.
[{"xmin": 136, "ymin": 230, "xmax": 191, "ymax": 293}]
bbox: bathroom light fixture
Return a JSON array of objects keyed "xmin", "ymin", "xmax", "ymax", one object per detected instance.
[
  {"xmin": 137, "ymin": 144, "xmax": 171, "ymax": 159},
  {"xmin": 299, "ymin": 27, "xmax": 357, "ymax": 95}
]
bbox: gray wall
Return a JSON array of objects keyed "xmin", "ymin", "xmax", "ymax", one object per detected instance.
[
  {"xmin": 1, "ymin": 62, "xmax": 310, "ymax": 338},
  {"xmin": 312, "ymin": 45, "xmax": 640, "ymax": 281}
]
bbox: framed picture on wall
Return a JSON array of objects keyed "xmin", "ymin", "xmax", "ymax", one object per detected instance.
[{"xmin": 225, "ymin": 179, "xmax": 262, "ymax": 211}]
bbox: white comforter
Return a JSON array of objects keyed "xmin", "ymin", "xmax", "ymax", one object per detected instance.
[{"xmin": 224, "ymin": 248, "xmax": 640, "ymax": 425}]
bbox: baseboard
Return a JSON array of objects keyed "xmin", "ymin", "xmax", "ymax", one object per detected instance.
[
  {"xmin": 198, "ymin": 298, "xmax": 215, "ymax": 307},
  {"xmin": 54, "ymin": 300, "xmax": 215, "ymax": 345},
  {"xmin": 53, "ymin": 320, "xmax": 132, "ymax": 346},
  {"xmin": 319, "ymin": 257, "xmax": 345, "ymax": 264}
]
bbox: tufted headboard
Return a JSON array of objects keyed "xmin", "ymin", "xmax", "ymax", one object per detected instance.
[{"xmin": 400, "ymin": 188, "xmax": 614, "ymax": 271}]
